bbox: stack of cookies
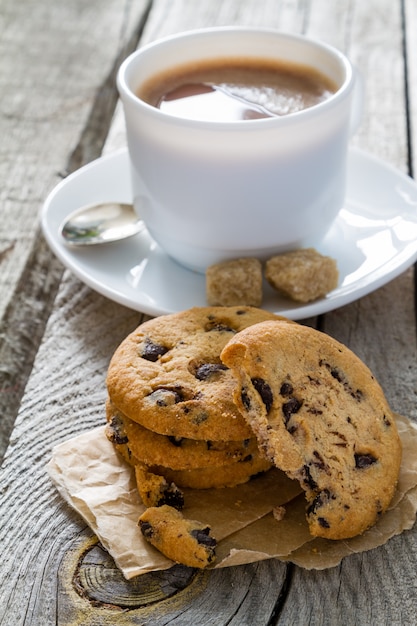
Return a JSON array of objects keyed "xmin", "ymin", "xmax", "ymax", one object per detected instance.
[
  {"xmin": 105, "ymin": 305, "xmax": 402, "ymax": 567},
  {"xmin": 105, "ymin": 307, "xmax": 286, "ymax": 503},
  {"xmin": 105, "ymin": 306, "xmax": 286, "ymax": 566}
]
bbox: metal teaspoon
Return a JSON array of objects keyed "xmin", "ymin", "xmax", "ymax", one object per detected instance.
[{"xmin": 60, "ymin": 202, "xmax": 143, "ymax": 246}]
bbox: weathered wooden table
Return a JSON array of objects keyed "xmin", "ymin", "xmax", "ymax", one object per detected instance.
[{"xmin": 1, "ymin": 0, "xmax": 417, "ymax": 624}]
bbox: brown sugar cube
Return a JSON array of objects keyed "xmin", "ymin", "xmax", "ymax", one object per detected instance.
[
  {"xmin": 265, "ymin": 248, "xmax": 338, "ymax": 303},
  {"xmin": 206, "ymin": 258, "xmax": 263, "ymax": 306}
]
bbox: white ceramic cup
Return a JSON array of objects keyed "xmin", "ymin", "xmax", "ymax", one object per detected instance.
[{"xmin": 117, "ymin": 27, "xmax": 359, "ymax": 273}]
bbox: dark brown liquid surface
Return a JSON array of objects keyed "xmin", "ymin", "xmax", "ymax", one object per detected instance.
[{"xmin": 139, "ymin": 58, "xmax": 337, "ymax": 121}]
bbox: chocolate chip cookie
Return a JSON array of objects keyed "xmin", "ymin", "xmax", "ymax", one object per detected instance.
[
  {"xmin": 105, "ymin": 399, "xmax": 262, "ymax": 470},
  {"xmin": 221, "ymin": 320, "xmax": 402, "ymax": 540},
  {"xmin": 113, "ymin": 434, "xmax": 271, "ymax": 491},
  {"xmin": 107, "ymin": 306, "xmax": 288, "ymax": 441},
  {"xmin": 134, "ymin": 461, "xmax": 185, "ymax": 509}
]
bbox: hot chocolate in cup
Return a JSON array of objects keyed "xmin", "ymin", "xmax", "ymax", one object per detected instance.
[{"xmin": 117, "ymin": 27, "xmax": 360, "ymax": 273}]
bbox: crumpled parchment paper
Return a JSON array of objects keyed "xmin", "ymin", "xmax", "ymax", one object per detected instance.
[{"xmin": 47, "ymin": 413, "xmax": 417, "ymax": 578}]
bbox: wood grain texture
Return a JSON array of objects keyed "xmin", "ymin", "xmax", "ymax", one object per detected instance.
[
  {"xmin": 0, "ymin": 0, "xmax": 416, "ymax": 624},
  {"xmin": 0, "ymin": 0, "xmax": 149, "ymax": 319},
  {"xmin": 0, "ymin": 0, "xmax": 151, "ymax": 460},
  {"xmin": 321, "ymin": 0, "xmax": 417, "ymax": 422}
]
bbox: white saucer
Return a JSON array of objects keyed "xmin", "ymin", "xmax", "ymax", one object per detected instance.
[{"xmin": 41, "ymin": 148, "xmax": 417, "ymax": 320}]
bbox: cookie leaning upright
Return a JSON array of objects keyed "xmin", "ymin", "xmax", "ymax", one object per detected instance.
[{"xmin": 221, "ymin": 320, "xmax": 402, "ymax": 540}]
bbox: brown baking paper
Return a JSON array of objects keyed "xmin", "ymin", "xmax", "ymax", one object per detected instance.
[{"xmin": 47, "ymin": 413, "xmax": 417, "ymax": 578}]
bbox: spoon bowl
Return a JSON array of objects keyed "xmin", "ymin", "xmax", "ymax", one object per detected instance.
[{"xmin": 60, "ymin": 202, "xmax": 143, "ymax": 245}]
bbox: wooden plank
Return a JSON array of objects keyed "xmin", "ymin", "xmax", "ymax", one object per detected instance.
[
  {"xmin": 0, "ymin": 0, "xmax": 150, "ymax": 319},
  {"xmin": 0, "ymin": 0, "xmax": 151, "ymax": 460},
  {"xmin": 321, "ymin": 0, "xmax": 417, "ymax": 419}
]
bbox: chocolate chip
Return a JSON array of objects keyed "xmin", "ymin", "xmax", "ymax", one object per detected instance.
[
  {"xmin": 241, "ymin": 387, "xmax": 251, "ymax": 411},
  {"xmin": 190, "ymin": 527, "xmax": 217, "ymax": 549},
  {"xmin": 302, "ymin": 465, "xmax": 318, "ymax": 491},
  {"xmin": 307, "ymin": 489, "xmax": 331, "ymax": 515},
  {"xmin": 307, "ymin": 407, "xmax": 323, "ymax": 415},
  {"xmin": 330, "ymin": 431, "xmax": 347, "ymax": 442},
  {"xmin": 139, "ymin": 520, "xmax": 154, "ymax": 538},
  {"xmin": 355, "ymin": 453, "xmax": 377, "ymax": 469},
  {"xmin": 330, "ymin": 431, "xmax": 348, "ymax": 447},
  {"xmin": 195, "ymin": 363, "xmax": 228, "ymax": 380},
  {"xmin": 320, "ymin": 360, "xmax": 363, "ymax": 401},
  {"xmin": 318, "ymin": 517, "xmax": 330, "ymax": 528},
  {"xmin": 280, "ymin": 382, "xmax": 293, "ymax": 396},
  {"xmin": 157, "ymin": 484, "xmax": 184, "ymax": 510},
  {"xmin": 141, "ymin": 338, "xmax": 169, "ymax": 362},
  {"xmin": 107, "ymin": 414, "xmax": 128, "ymax": 445},
  {"xmin": 330, "ymin": 366, "xmax": 343, "ymax": 383},
  {"xmin": 251, "ymin": 377, "xmax": 273, "ymax": 413},
  {"xmin": 312, "ymin": 450, "xmax": 328, "ymax": 471},
  {"xmin": 287, "ymin": 425, "xmax": 298, "ymax": 435},
  {"xmin": 282, "ymin": 397, "xmax": 302, "ymax": 424},
  {"xmin": 383, "ymin": 414, "xmax": 392, "ymax": 427}
]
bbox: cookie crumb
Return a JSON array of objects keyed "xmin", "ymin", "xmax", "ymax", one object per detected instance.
[
  {"xmin": 273, "ymin": 505, "xmax": 286, "ymax": 522},
  {"xmin": 134, "ymin": 462, "xmax": 184, "ymax": 509},
  {"xmin": 265, "ymin": 248, "xmax": 338, "ymax": 303},
  {"xmin": 206, "ymin": 258, "xmax": 262, "ymax": 307}
]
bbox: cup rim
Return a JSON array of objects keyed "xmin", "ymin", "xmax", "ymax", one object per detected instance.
[{"xmin": 117, "ymin": 26, "xmax": 354, "ymax": 129}]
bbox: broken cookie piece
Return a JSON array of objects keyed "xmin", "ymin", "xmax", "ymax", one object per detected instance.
[
  {"xmin": 265, "ymin": 248, "xmax": 338, "ymax": 303},
  {"xmin": 273, "ymin": 505, "xmax": 286, "ymax": 522},
  {"xmin": 134, "ymin": 462, "xmax": 185, "ymax": 509},
  {"xmin": 139, "ymin": 505, "xmax": 216, "ymax": 568},
  {"xmin": 206, "ymin": 258, "xmax": 263, "ymax": 307},
  {"xmin": 221, "ymin": 320, "xmax": 402, "ymax": 540}
]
